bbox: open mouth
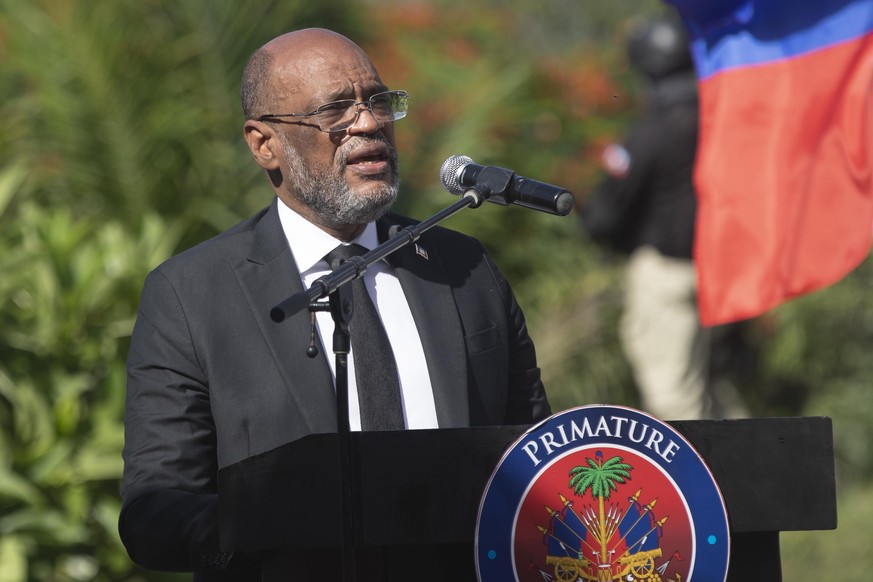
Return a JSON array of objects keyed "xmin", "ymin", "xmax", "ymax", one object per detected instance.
[{"xmin": 346, "ymin": 142, "xmax": 392, "ymax": 175}]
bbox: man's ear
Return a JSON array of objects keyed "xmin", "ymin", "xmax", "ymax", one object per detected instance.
[{"xmin": 243, "ymin": 120, "xmax": 281, "ymax": 171}]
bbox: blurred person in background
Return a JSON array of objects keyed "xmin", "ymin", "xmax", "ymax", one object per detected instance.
[{"xmin": 580, "ymin": 14, "xmax": 747, "ymax": 421}]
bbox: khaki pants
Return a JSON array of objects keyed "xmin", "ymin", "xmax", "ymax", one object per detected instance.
[{"xmin": 620, "ymin": 246, "xmax": 713, "ymax": 420}]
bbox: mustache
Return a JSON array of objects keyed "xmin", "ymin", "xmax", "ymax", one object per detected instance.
[{"xmin": 338, "ymin": 136, "xmax": 398, "ymax": 167}]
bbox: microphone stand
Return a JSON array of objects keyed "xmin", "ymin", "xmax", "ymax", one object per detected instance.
[{"xmin": 269, "ymin": 188, "xmax": 488, "ymax": 582}]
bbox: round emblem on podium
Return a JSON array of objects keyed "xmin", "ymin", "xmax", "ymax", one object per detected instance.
[{"xmin": 476, "ymin": 405, "xmax": 729, "ymax": 582}]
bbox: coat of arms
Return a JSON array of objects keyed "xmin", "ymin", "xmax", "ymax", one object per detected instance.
[{"xmin": 476, "ymin": 405, "xmax": 729, "ymax": 582}]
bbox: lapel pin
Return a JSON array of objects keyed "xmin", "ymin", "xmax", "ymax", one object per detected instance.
[{"xmin": 415, "ymin": 243, "xmax": 429, "ymax": 260}]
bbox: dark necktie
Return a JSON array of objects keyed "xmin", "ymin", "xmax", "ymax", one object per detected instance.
[{"xmin": 325, "ymin": 244, "xmax": 405, "ymax": 431}]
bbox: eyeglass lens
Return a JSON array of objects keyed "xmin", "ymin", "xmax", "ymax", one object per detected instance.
[{"xmin": 318, "ymin": 91, "xmax": 408, "ymax": 132}]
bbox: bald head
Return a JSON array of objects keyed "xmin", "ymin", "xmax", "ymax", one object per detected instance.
[
  {"xmin": 264, "ymin": 28, "xmax": 366, "ymax": 58},
  {"xmin": 240, "ymin": 28, "xmax": 400, "ymax": 240},
  {"xmin": 240, "ymin": 29, "xmax": 377, "ymax": 120}
]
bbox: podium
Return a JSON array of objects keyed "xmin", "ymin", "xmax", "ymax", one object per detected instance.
[{"xmin": 218, "ymin": 416, "xmax": 836, "ymax": 581}]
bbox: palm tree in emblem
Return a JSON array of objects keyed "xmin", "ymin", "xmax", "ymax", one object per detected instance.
[{"xmin": 569, "ymin": 451, "xmax": 632, "ymax": 580}]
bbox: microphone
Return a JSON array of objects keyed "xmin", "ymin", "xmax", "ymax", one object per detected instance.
[{"xmin": 439, "ymin": 154, "xmax": 575, "ymax": 216}]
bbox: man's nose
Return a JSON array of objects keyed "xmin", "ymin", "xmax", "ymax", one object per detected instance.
[{"xmin": 347, "ymin": 104, "xmax": 382, "ymax": 135}]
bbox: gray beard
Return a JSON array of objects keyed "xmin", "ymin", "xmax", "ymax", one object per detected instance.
[{"xmin": 281, "ymin": 135, "xmax": 399, "ymax": 227}]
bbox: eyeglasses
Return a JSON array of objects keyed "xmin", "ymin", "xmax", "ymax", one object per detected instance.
[{"xmin": 257, "ymin": 90, "xmax": 409, "ymax": 133}]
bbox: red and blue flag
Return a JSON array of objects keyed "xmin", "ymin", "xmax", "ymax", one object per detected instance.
[{"xmin": 665, "ymin": 0, "xmax": 873, "ymax": 325}]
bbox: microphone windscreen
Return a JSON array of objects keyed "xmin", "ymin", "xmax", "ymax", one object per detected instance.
[{"xmin": 439, "ymin": 154, "xmax": 474, "ymax": 195}]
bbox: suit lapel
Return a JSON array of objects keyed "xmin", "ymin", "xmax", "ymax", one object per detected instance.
[
  {"xmin": 233, "ymin": 200, "xmax": 337, "ymax": 433},
  {"xmin": 378, "ymin": 218, "xmax": 470, "ymax": 427}
]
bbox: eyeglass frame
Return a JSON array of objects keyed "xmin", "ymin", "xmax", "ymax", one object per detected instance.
[{"xmin": 255, "ymin": 90, "xmax": 409, "ymax": 133}]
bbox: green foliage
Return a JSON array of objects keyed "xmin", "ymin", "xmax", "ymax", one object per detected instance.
[
  {"xmin": 0, "ymin": 0, "xmax": 870, "ymax": 578},
  {"xmin": 0, "ymin": 0, "xmax": 363, "ymax": 579},
  {"xmin": 757, "ymin": 260, "xmax": 873, "ymax": 480}
]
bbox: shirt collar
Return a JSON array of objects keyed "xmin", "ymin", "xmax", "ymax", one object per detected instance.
[{"xmin": 276, "ymin": 197, "xmax": 380, "ymax": 275}]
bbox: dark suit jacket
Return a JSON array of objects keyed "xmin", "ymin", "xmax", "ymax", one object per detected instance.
[{"xmin": 119, "ymin": 198, "xmax": 550, "ymax": 579}]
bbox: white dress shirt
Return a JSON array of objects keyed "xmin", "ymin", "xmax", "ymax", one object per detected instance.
[{"xmin": 277, "ymin": 199, "xmax": 438, "ymax": 430}]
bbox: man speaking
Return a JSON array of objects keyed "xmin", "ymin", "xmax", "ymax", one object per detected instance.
[{"xmin": 119, "ymin": 28, "xmax": 550, "ymax": 581}]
